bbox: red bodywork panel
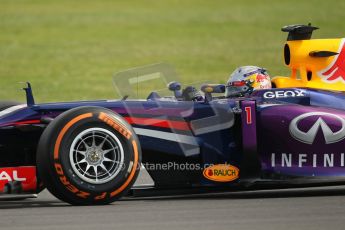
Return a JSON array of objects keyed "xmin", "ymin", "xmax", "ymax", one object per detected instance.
[{"xmin": 0, "ymin": 166, "xmax": 37, "ymax": 193}]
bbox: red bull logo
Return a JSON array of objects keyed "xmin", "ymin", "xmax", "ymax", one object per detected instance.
[
  {"xmin": 320, "ymin": 39, "xmax": 345, "ymax": 83},
  {"xmin": 255, "ymin": 73, "xmax": 272, "ymax": 89}
]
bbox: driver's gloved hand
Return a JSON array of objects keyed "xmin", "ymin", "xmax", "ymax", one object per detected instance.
[{"xmin": 182, "ymin": 86, "xmax": 203, "ymax": 101}]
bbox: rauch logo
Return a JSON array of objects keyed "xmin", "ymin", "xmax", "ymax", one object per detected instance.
[{"xmin": 203, "ymin": 164, "xmax": 239, "ymax": 182}]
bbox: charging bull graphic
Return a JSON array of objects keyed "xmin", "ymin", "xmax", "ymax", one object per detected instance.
[
  {"xmin": 320, "ymin": 39, "xmax": 345, "ymax": 83},
  {"xmin": 272, "ymin": 24, "xmax": 345, "ymax": 92}
]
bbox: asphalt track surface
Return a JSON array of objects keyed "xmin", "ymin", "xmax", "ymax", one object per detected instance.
[{"xmin": 2, "ymin": 177, "xmax": 345, "ymax": 230}]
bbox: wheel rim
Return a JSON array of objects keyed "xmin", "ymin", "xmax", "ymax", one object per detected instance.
[{"xmin": 69, "ymin": 127, "xmax": 124, "ymax": 184}]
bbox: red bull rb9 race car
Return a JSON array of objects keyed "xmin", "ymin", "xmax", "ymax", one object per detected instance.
[{"xmin": 1, "ymin": 24, "xmax": 345, "ymax": 205}]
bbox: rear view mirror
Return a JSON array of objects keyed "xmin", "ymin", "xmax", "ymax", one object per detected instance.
[{"xmin": 201, "ymin": 84, "xmax": 225, "ymax": 94}]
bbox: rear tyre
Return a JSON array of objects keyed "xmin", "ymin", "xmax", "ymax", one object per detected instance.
[{"xmin": 37, "ymin": 106, "xmax": 141, "ymax": 205}]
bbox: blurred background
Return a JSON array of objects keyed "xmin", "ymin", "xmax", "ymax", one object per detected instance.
[{"xmin": 0, "ymin": 0, "xmax": 344, "ymax": 102}]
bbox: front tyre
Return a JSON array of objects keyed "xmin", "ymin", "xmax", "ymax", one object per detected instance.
[{"xmin": 37, "ymin": 106, "xmax": 141, "ymax": 205}]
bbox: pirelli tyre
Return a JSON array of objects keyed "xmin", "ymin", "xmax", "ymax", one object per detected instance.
[{"xmin": 36, "ymin": 106, "xmax": 141, "ymax": 205}]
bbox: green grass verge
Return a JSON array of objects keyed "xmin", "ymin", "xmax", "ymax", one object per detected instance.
[{"xmin": 0, "ymin": 0, "xmax": 344, "ymax": 102}]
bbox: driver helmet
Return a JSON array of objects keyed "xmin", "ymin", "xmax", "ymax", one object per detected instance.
[{"xmin": 225, "ymin": 66, "xmax": 271, "ymax": 97}]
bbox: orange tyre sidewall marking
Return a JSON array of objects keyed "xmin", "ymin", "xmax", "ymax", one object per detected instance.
[
  {"xmin": 110, "ymin": 140, "xmax": 139, "ymax": 198},
  {"xmin": 52, "ymin": 111, "xmax": 139, "ymax": 200},
  {"xmin": 54, "ymin": 113, "xmax": 93, "ymax": 160},
  {"xmin": 98, "ymin": 112, "xmax": 132, "ymax": 139},
  {"xmin": 97, "ymin": 112, "xmax": 139, "ymax": 198}
]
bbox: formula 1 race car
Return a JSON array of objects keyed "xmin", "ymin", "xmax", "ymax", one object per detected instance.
[{"xmin": 1, "ymin": 24, "xmax": 345, "ymax": 205}]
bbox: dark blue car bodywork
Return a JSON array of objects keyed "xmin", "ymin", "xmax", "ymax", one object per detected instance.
[{"xmin": 1, "ymin": 86, "xmax": 345, "ymax": 197}]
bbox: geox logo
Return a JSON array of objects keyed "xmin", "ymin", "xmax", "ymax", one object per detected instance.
[
  {"xmin": 289, "ymin": 112, "xmax": 345, "ymax": 144},
  {"xmin": 263, "ymin": 90, "xmax": 305, "ymax": 99}
]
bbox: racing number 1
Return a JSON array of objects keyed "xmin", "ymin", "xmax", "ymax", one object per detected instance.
[{"xmin": 245, "ymin": 107, "xmax": 252, "ymax": 124}]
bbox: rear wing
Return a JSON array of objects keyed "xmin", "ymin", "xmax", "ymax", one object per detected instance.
[{"xmin": 282, "ymin": 23, "xmax": 319, "ymax": 41}]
